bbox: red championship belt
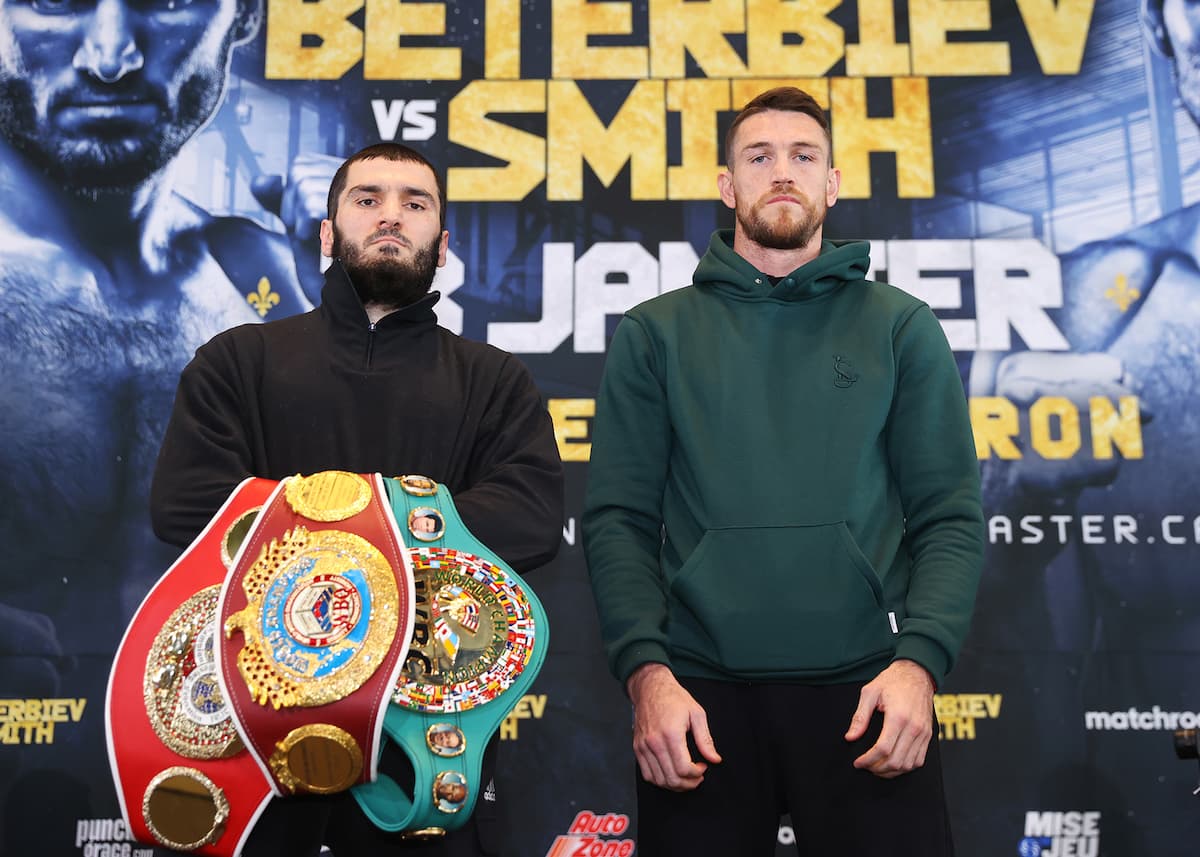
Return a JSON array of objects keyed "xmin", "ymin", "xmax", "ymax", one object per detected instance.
[
  {"xmin": 216, "ymin": 471, "xmax": 416, "ymax": 797},
  {"xmin": 107, "ymin": 477, "xmax": 277, "ymax": 855}
]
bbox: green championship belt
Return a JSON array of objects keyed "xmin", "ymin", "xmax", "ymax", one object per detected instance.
[{"xmin": 351, "ymin": 475, "xmax": 549, "ymax": 839}]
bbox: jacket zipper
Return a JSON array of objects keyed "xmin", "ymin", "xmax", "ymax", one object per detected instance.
[{"xmin": 366, "ymin": 322, "xmax": 376, "ymax": 369}]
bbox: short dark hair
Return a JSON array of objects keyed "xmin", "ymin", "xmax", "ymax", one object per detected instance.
[
  {"xmin": 326, "ymin": 143, "xmax": 447, "ymax": 228},
  {"xmin": 724, "ymin": 87, "xmax": 832, "ymax": 166}
]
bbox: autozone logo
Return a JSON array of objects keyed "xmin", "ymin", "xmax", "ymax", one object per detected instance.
[{"xmin": 545, "ymin": 811, "xmax": 635, "ymax": 857}]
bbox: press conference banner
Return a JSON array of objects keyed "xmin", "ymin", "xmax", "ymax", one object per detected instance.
[{"xmin": 1, "ymin": 1, "xmax": 1196, "ymax": 855}]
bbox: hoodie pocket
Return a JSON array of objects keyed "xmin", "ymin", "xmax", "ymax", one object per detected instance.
[{"xmin": 667, "ymin": 523, "xmax": 896, "ymax": 675}]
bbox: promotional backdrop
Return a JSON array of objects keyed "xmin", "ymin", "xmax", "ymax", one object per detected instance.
[{"xmin": 1, "ymin": 1, "xmax": 1197, "ymax": 855}]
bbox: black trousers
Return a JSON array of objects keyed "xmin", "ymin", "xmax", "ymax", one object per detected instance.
[{"xmin": 635, "ymin": 678, "xmax": 955, "ymax": 857}]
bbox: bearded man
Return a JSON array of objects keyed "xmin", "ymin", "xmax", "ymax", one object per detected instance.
[
  {"xmin": 0, "ymin": 0, "xmax": 313, "ymax": 636},
  {"xmin": 582, "ymin": 87, "xmax": 983, "ymax": 856},
  {"xmin": 149, "ymin": 142, "xmax": 564, "ymax": 856},
  {"xmin": 0, "ymin": 2, "xmax": 319, "ymax": 848}
]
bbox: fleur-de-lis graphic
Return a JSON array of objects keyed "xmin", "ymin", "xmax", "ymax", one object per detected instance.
[
  {"xmin": 247, "ymin": 277, "xmax": 280, "ymax": 318},
  {"xmin": 1104, "ymin": 273, "xmax": 1141, "ymax": 313}
]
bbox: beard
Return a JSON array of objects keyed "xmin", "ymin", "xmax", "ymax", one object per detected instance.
[
  {"xmin": 333, "ymin": 227, "xmax": 441, "ymax": 311},
  {"xmin": 0, "ymin": 59, "xmax": 227, "ymax": 197},
  {"xmin": 736, "ymin": 188, "xmax": 827, "ymax": 251}
]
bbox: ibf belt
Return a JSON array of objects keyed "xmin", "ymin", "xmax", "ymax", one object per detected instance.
[
  {"xmin": 351, "ymin": 475, "xmax": 549, "ymax": 839},
  {"xmin": 107, "ymin": 477, "xmax": 276, "ymax": 856},
  {"xmin": 218, "ymin": 471, "xmax": 416, "ymax": 798}
]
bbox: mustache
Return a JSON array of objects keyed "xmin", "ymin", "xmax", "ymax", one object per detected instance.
[
  {"xmin": 758, "ymin": 186, "xmax": 805, "ymax": 205},
  {"xmin": 49, "ymin": 78, "xmax": 166, "ymax": 111},
  {"xmin": 366, "ymin": 227, "xmax": 413, "ymax": 248}
]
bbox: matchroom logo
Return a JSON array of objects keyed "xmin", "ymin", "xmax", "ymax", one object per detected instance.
[{"xmin": 1085, "ymin": 707, "xmax": 1200, "ymax": 731}]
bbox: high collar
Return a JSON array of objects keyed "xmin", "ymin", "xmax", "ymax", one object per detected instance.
[
  {"xmin": 320, "ymin": 259, "xmax": 441, "ymax": 330},
  {"xmin": 317, "ymin": 261, "xmax": 442, "ymax": 370},
  {"xmin": 693, "ymin": 230, "xmax": 871, "ymax": 303}
]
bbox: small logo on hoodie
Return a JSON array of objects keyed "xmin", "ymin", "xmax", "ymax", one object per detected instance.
[{"xmin": 833, "ymin": 355, "xmax": 858, "ymax": 388}]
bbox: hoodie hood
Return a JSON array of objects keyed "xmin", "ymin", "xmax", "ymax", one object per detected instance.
[{"xmin": 692, "ymin": 229, "xmax": 872, "ymax": 303}]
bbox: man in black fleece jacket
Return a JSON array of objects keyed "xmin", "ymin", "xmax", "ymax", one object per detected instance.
[{"xmin": 150, "ymin": 143, "xmax": 563, "ymax": 856}]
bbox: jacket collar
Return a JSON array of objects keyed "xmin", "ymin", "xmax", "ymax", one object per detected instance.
[{"xmin": 320, "ymin": 259, "xmax": 441, "ymax": 331}]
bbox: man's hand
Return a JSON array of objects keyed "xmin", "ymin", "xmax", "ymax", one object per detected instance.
[
  {"xmin": 251, "ymin": 152, "xmax": 343, "ymax": 304},
  {"xmin": 626, "ymin": 664, "xmax": 722, "ymax": 791},
  {"xmin": 844, "ymin": 659, "xmax": 935, "ymax": 779}
]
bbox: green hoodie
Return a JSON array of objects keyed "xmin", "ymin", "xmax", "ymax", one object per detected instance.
[{"xmin": 582, "ymin": 230, "xmax": 983, "ymax": 689}]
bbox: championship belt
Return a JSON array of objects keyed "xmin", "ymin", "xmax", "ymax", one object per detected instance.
[
  {"xmin": 107, "ymin": 477, "xmax": 276, "ymax": 855},
  {"xmin": 351, "ymin": 475, "xmax": 549, "ymax": 839},
  {"xmin": 217, "ymin": 471, "xmax": 416, "ymax": 798}
]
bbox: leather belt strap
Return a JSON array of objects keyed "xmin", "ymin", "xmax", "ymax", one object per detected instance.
[{"xmin": 218, "ymin": 471, "xmax": 416, "ymax": 797}]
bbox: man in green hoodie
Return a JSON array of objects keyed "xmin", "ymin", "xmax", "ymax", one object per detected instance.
[{"xmin": 582, "ymin": 87, "xmax": 984, "ymax": 855}]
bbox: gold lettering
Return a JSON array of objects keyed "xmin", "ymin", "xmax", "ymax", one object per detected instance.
[
  {"xmin": 970, "ymin": 396, "xmax": 1022, "ymax": 459},
  {"xmin": 0, "ymin": 721, "xmax": 56, "ymax": 744},
  {"xmin": 962, "ymin": 695, "xmax": 988, "ymax": 718},
  {"xmin": 548, "ymin": 398, "xmax": 595, "ymax": 462},
  {"xmin": 1015, "ymin": 0, "xmax": 1095, "ymax": 74},
  {"xmin": 525, "ymin": 694, "xmax": 548, "ymax": 718},
  {"xmin": 485, "ymin": 0, "xmax": 521, "ymax": 78},
  {"xmin": 364, "ymin": 0, "xmax": 459, "ymax": 80},
  {"xmin": 939, "ymin": 716, "xmax": 976, "ymax": 740},
  {"xmin": 500, "ymin": 694, "xmax": 546, "ymax": 740},
  {"xmin": 265, "ymin": 0, "xmax": 363, "ymax": 80},
  {"xmin": 552, "ymin": 0, "xmax": 648, "ymax": 78},
  {"xmin": 649, "ymin": 0, "xmax": 747, "ymax": 78},
  {"xmin": 1030, "ymin": 396, "xmax": 1081, "ymax": 460},
  {"xmin": 909, "ymin": 0, "xmax": 1010, "ymax": 76},
  {"xmin": 0, "ymin": 699, "xmax": 85, "ymax": 721},
  {"xmin": 983, "ymin": 694, "xmax": 1002, "ymax": 718},
  {"xmin": 845, "ymin": 0, "xmax": 911, "ymax": 76},
  {"xmin": 667, "ymin": 80, "xmax": 730, "ymax": 199},
  {"xmin": 969, "ymin": 396, "xmax": 1143, "ymax": 460},
  {"xmin": 1090, "ymin": 395, "xmax": 1143, "ymax": 460},
  {"xmin": 447, "ymin": 81, "xmax": 546, "ymax": 201},
  {"xmin": 831, "ymin": 76, "xmax": 933, "ymax": 198},
  {"xmin": 547, "ymin": 80, "xmax": 667, "ymax": 200},
  {"xmin": 745, "ymin": 0, "xmax": 843, "ymax": 77}
]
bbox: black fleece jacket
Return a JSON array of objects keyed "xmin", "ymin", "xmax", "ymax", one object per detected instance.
[{"xmin": 150, "ymin": 261, "xmax": 564, "ymax": 573}]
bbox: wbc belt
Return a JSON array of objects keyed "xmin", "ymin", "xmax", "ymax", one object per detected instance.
[
  {"xmin": 107, "ymin": 477, "xmax": 276, "ymax": 855},
  {"xmin": 351, "ymin": 474, "xmax": 549, "ymax": 839},
  {"xmin": 217, "ymin": 471, "xmax": 416, "ymax": 798}
]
